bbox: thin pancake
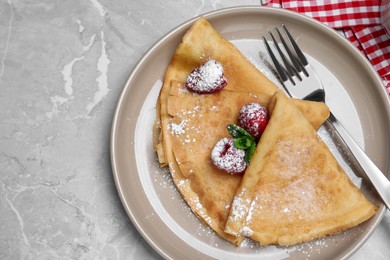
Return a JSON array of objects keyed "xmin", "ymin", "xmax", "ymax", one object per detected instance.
[
  {"xmin": 154, "ymin": 17, "xmax": 330, "ymax": 245},
  {"xmin": 224, "ymin": 92, "xmax": 378, "ymax": 246}
]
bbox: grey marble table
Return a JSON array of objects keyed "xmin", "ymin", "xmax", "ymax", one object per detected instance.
[{"xmin": 0, "ymin": 0, "xmax": 389, "ymax": 259}]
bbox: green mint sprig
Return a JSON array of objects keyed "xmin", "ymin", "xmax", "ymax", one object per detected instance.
[
  {"xmin": 227, "ymin": 124, "xmax": 254, "ymax": 141},
  {"xmin": 226, "ymin": 124, "xmax": 257, "ymax": 165}
]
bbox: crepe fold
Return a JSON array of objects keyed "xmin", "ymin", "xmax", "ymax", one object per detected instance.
[
  {"xmin": 224, "ymin": 92, "xmax": 378, "ymax": 246},
  {"xmin": 154, "ymin": 17, "xmax": 332, "ymax": 245}
]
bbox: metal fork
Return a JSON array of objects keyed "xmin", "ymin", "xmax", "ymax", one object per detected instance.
[{"xmin": 263, "ymin": 25, "xmax": 390, "ymax": 210}]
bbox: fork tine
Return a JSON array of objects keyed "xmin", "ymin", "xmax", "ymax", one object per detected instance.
[
  {"xmin": 268, "ymin": 31, "xmax": 296, "ymax": 78},
  {"xmin": 263, "ymin": 36, "xmax": 294, "ymax": 94},
  {"xmin": 263, "ymin": 37, "xmax": 288, "ymax": 82},
  {"xmin": 282, "ymin": 24, "xmax": 308, "ymax": 67},
  {"xmin": 275, "ymin": 28, "xmax": 302, "ymax": 74}
]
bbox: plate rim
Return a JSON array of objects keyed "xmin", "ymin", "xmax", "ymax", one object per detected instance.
[{"xmin": 110, "ymin": 5, "xmax": 389, "ymax": 259}]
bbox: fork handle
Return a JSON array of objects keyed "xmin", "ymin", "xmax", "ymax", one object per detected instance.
[{"xmin": 327, "ymin": 113, "xmax": 390, "ymax": 209}]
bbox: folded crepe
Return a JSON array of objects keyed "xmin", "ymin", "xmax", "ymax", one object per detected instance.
[
  {"xmin": 224, "ymin": 91, "xmax": 378, "ymax": 246},
  {"xmin": 154, "ymin": 17, "xmax": 330, "ymax": 244}
]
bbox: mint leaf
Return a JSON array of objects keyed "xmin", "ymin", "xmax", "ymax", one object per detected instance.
[
  {"xmin": 226, "ymin": 124, "xmax": 241, "ymax": 138},
  {"xmin": 234, "ymin": 136, "xmax": 252, "ymax": 150},
  {"xmin": 245, "ymin": 142, "xmax": 256, "ymax": 166},
  {"xmin": 227, "ymin": 124, "xmax": 257, "ymax": 166},
  {"xmin": 227, "ymin": 124, "xmax": 255, "ymax": 141}
]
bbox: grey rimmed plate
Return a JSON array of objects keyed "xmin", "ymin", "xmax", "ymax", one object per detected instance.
[{"xmin": 110, "ymin": 6, "xmax": 390, "ymax": 260}]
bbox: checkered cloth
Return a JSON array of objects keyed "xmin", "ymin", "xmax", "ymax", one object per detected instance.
[{"xmin": 263, "ymin": 0, "xmax": 390, "ymax": 95}]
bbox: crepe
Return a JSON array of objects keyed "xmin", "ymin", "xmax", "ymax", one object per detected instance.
[
  {"xmin": 154, "ymin": 17, "xmax": 330, "ymax": 244},
  {"xmin": 224, "ymin": 91, "xmax": 378, "ymax": 246}
]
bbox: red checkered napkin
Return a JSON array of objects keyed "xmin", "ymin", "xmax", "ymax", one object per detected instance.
[
  {"xmin": 344, "ymin": 26, "xmax": 390, "ymax": 78},
  {"xmin": 263, "ymin": 0, "xmax": 390, "ymax": 95}
]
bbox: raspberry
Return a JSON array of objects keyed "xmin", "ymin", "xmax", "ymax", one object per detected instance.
[
  {"xmin": 185, "ymin": 59, "xmax": 227, "ymax": 94},
  {"xmin": 238, "ymin": 103, "xmax": 268, "ymax": 139},
  {"xmin": 211, "ymin": 138, "xmax": 246, "ymax": 175}
]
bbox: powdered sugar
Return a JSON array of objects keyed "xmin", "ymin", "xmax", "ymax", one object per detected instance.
[
  {"xmin": 226, "ymin": 188, "xmax": 252, "ymax": 235},
  {"xmin": 240, "ymin": 226, "xmax": 254, "ymax": 237},
  {"xmin": 169, "ymin": 120, "xmax": 188, "ymax": 135},
  {"xmin": 274, "ymin": 138, "xmax": 315, "ymax": 179},
  {"xmin": 244, "ymin": 137, "xmax": 326, "ymax": 218},
  {"xmin": 168, "ymin": 116, "xmax": 201, "ymax": 148}
]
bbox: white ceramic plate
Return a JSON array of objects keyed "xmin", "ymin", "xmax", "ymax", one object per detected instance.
[{"xmin": 111, "ymin": 6, "xmax": 390, "ymax": 260}]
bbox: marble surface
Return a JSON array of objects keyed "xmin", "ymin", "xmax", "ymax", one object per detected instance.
[{"xmin": 0, "ymin": 0, "xmax": 389, "ymax": 259}]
